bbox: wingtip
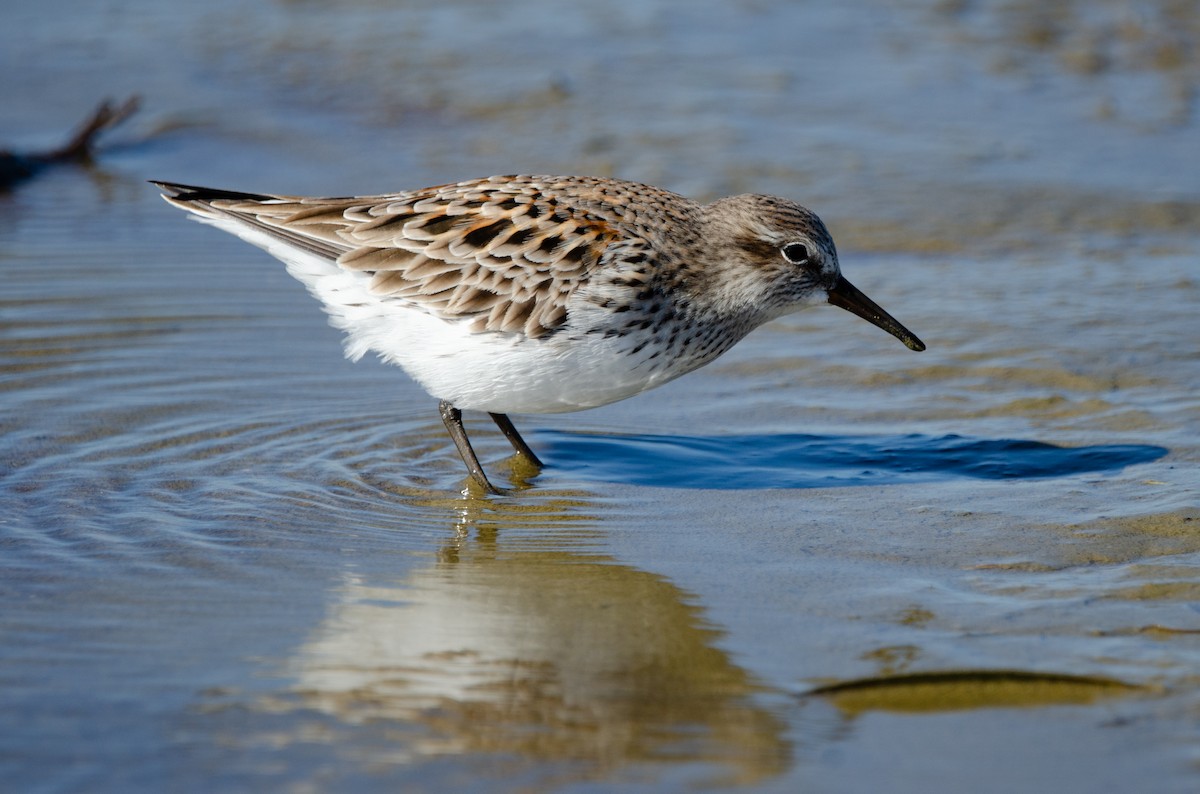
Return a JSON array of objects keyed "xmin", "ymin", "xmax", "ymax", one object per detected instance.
[
  {"xmin": 149, "ymin": 180, "xmax": 274, "ymax": 202},
  {"xmin": 149, "ymin": 179, "xmax": 185, "ymax": 197}
]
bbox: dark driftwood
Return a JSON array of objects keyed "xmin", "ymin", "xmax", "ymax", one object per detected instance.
[{"xmin": 0, "ymin": 96, "xmax": 140, "ymax": 189}]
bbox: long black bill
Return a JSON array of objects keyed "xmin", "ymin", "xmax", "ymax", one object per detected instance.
[{"xmin": 827, "ymin": 275, "xmax": 925, "ymax": 352}]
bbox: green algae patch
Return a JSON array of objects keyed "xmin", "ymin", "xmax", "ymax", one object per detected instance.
[{"xmin": 803, "ymin": 670, "xmax": 1144, "ymax": 715}]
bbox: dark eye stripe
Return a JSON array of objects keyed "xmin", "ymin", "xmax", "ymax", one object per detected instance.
[{"xmin": 736, "ymin": 237, "xmax": 777, "ymax": 262}]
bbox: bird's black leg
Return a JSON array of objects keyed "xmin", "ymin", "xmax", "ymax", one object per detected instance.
[
  {"xmin": 488, "ymin": 413, "xmax": 544, "ymax": 469},
  {"xmin": 439, "ymin": 400, "xmax": 504, "ymax": 494}
]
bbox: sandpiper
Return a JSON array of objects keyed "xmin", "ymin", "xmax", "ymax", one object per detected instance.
[{"xmin": 155, "ymin": 175, "xmax": 925, "ymax": 493}]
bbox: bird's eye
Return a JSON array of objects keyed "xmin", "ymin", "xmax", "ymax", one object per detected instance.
[{"xmin": 781, "ymin": 242, "xmax": 810, "ymax": 264}]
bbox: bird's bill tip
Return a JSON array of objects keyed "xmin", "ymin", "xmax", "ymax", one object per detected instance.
[{"xmin": 827, "ymin": 275, "xmax": 925, "ymax": 352}]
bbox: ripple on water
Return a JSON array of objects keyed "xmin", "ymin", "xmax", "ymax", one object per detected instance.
[{"xmin": 4, "ymin": 399, "xmax": 580, "ymax": 566}]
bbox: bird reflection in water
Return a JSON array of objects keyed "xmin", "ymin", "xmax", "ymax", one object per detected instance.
[{"xmin": 282, "ymin": 497, "xmax": 792, "ymax": 785}]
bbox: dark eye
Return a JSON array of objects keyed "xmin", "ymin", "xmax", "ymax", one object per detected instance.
[{"xmin": 781, "ymin": 242, "xmax": 810, "ymax": 264}]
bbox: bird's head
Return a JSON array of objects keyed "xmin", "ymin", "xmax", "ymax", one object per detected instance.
[{"xmin": 702, "ymin": 194, "xmax": 925, "ymax": 351}]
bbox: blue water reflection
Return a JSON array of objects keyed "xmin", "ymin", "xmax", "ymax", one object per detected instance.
[{"xmin": 542, "ymin": 432, "xmax": 1168, "ymax": 489}]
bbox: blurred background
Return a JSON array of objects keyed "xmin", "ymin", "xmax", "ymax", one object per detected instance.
[{"xmin": 2, "ymin": 2, "xmax": 1198, "ymax": 792}]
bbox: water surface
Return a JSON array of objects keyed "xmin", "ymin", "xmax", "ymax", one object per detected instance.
[{"xmin": 3, "ymin": 2, "xmax": 1199, "ymax": 792}]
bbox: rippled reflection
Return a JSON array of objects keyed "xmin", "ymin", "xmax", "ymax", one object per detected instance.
[{"xmin": 279, "ymin": 510, "xmax": 791, "ymax": 785}]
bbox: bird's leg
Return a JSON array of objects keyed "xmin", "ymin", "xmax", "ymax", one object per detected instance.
[
  {"xmin": 439, "ymin": 400, "xmax": 504, "ymax": 494},
  {"xmin": 488, "ymin": 413, "xmax": 544, "ymax": 469}
]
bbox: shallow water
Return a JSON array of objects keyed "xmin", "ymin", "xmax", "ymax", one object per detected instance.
[{"xmin": 3, "ymin": 1, "xmax": 1199, "ymax": 792}]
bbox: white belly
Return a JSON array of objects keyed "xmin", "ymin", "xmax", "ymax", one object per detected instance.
[{"xmin": 353, "ymin": 301, "xmax": 689, "ymax": 414}]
